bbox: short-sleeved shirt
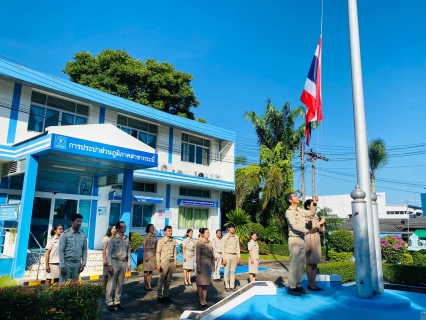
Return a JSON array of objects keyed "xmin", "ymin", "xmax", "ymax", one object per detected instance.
[
  {"xmin": 45, "ymin": 235, "xmax": 60, "ymax": 263},
  {"xmin": 107, "ymin": 234, "xmax": 131, "ymax": 266},
  {"xmin": 143, "ymin": 233, "xmax": 157, "ymax": 250},
  {"xmin": 183, "ymin": 237, "xmax": 195, "ymax": 252},
  {"xmin": 248, "ymin": 240, "xmax": 259, "ymax": 260},
  {"xmin": 212, "ymin": 237, "xmax": 222, "ymax": 253},
  {"xmin": 285, "ymin": 205, "xmax": 317, "ymax": 238},
  {"xmin": 222, "ymin": 233, "xmax": 241, "ymax": 258},
  {"xmin": 156, "ymin": 237, "xmax": 177, "ymax": 265},
  {"xmin": 59, "ymin": 229, "xmax": 88, "ymax": 268}
]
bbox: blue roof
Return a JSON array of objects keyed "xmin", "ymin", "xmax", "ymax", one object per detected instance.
[{"xmin": 0, "ymin": 57, "xmax": 235, "ymax": 142}]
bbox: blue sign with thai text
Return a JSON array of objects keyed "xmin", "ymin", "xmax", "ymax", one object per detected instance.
[
  {"xmin": 0, "ymin": 204, "xmax": 19, "ymax": 221},
  {"xmin": 110, "ymin": 193, "xmax": 163, "ymax": 204},
  {"xmin": 177, "ymin": 199, "xmax": 218, "ymax": 207},
  {"xmin": 50, "ymin": 134, "xmax": 158, "ymax": 167}
]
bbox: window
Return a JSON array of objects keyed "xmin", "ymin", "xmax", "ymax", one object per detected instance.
[
  {"xmin": 179, "ymin": 187, "xmax": 210, "ymax": 198},
  {"xmin": 181, "ymin": 133, "xmax": 210, "ymax": 165},
  {"xmin": 109, "ymin": 203, "xmax": 121, "ymax": 226},
  {"xmin": 178, "ymin": 207, "xmax": 208, "ymax": 229},
  {"xmin": 133, "ymin": 182, "xmax": 156, "ymax": 192},
  {"xmin": 27, "ymin": 91, "xmax": 89, "ymax": 132},
  {"xmin": 117, "ymin": 115, "xmax": 157, "ymax": 149},
  {"xmin": 131, "ymin": 204, "xmax": 153, "ymax": 228}
]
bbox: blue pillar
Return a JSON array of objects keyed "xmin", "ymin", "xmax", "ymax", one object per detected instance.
[
  {"xmin": 99, "ymin": 107, "xmax": 106, "ymax": 124},
  {"xmin": 13, "ymin": 155, "xmax": 38, "ymax": 278},
  {"xmin": 165, "ymin": 184, "xmax": 171, "ymax": 227},
  {"xmin": 88, "ymin": 175, "xmax": 99, "ymax": 249},
  {"xmin": 0, "ymin": 177, "xmax": 9, "ymax": 205},
  {"xmin": 7, "ymin": 83, "xmax": 22, "ymax": 144},
  {"xmin": 120, "ymin": 170, "xmax": 133, "ymax": 236}
]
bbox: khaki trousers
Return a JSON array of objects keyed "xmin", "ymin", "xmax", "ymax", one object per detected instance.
[
  {"xmin": 106, "ymin": 259, "xmax": 127, "ymax": 306},
  {"xmin": 59, "ymin": 260, "xmax": 81, "ymax": 283},
  {"xmin": 213, "ymin": 253, "xmax": 222, "ymax": 280},
  {"xmin": 157, "ymin": 260, "xmax": 174, "ymax": 298},
  {"xmin": 288, "ymin": 236, "xmax": 306, "ymax": 289},
  {"xmin": 223, "ymin": 253, "xmax": 237, "ymax": 289}
]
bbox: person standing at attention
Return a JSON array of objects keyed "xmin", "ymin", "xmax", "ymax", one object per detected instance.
[
  {"xmin": 59, "ymin": 213, "xmax": 87, "ymax": 283},
  {"xmin": 248, "ymin": 232, "xmax": 260, "ymax": 283},
  {"xmin": 222, "ymin": 224, "xmax": 240, "ymax": 292},
  {"xmin": 143, "ymin": 223, "xmax": 157, "ymax": 291},
  {"xmin": 102, "ymin": 225, "xmax": 117, "ymax": 290},
  {"xmin": 156, "ymin": 226, "xmax": 177, "ymax": 304},
  {"xmin": 106, "ymin": 221, "xmax": 131, "ymax": 312},
  {"xmin": 196, "ymin": 228, "xmax": 215, "ymax": 307},
  {"xmin": 182, "ymin": 229, "xmax": 195, "ymax": 286},
  {"xmin": 304, "ymin": 199, "xmax": 326, "ymax": 291},
  {"xmin": 285, "ymin": 193, "xmax": 319, "ymax": 296},
  {"xmin": 45, "ymin": 225, "xmax": 63, "ymax": 286},
  {"xmin": 212, "ymin": 229, "xmax": 222, "ymax": 281}
]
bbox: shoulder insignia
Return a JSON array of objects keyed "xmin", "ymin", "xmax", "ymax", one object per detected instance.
[{"xmin": 64, "ymin": 229, "xmax": 70, "ymax": 233}]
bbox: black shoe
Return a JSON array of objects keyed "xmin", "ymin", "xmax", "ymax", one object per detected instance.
[
  {"xmin": 316, "ymin": 286, "xmax": 324, "ymax": 290},
  {"xmin": 287, "ymin": 288, "xmax": 301, "ymax": 296},
  {"xmin": 308, "ymin": 285, "xmax": 320, "ymax": 291},
  {"xmin": 163, "ymin": 297, "xmax": 173, "ymax": 303},
  {"xmin": 296, "ymin": 287, "xmax": 310, "ymax": 294},
  {"xmin": 225, "ymin": 288, "xmax": 230, "ymax": 292},
  {"xmin": 157, "ymin": 297, "xmax": 164, "ymax": 303},
  {"xmin": 108, "ymin": 305, "xmax": 115, "ymax": 312},
  {"xmin": 114, "ymin": 304, "xmax": 125, "ymax": 310},
  {"xmin": 229, "ymin": 288, "xmax": 234, "ymax": 292}
]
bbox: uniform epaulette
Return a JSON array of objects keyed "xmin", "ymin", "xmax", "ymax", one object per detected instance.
[{"xmin": 64, "ymin": 229, "xmax": 70, "ymax": 233}]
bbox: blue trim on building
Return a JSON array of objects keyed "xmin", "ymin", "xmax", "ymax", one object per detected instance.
[
  {"xmin": 120, "ymin": 169, "xmax": 133, "ymax": 236},
  {"xmin": 99, "ymin": 107, "xmax": 105, "ymax": 124},
  {"xmin": 165, "ymin": 184, "xmax": 171, "ymax": 227},
  {"xmin": 88, "ymin": 175, "xmax": 99, "ymax": 249},
  {"xmin": 0, "ymin": 58, "xmax": 235, "ymax": 142},
  {"xmin": 0, "ymin": 177, "xmax": 8, "ymax": 205},
  {"xmin": 6, "ymin": 83, "xmax": 22, "ymax": 144},
  {"xmin": 13, "ymin": 155, "xmax": 38, "ymax": 278},
  {"xmin": 168, "ymin": 127, "xmax": 173, "ymax": 164}
]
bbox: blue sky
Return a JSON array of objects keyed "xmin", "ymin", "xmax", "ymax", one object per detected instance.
[{"xmin": 2, "ymin": 1, "xmax": 426, "ymax": 206}]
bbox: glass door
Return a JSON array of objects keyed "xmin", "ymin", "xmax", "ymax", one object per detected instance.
[
  {"xmin": 52, "ymin": 198, "xmax": 77, "ymax": 233},
  {"xmin": 29, "ymin": 197, "xmax": 52, "ymax": 249}
]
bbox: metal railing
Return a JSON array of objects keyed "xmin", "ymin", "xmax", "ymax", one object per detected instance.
[{"xmin": 28, "ymin": 231, "xmax": 44, "ymax": 280}]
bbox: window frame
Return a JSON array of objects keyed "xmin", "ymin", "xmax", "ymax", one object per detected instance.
[
  {"xmin": 179, "ymin": 187, "xmax": 211, "ymax": 198},
  {"xmin": 117, "ymin": 114, "xmax": 158, "ymax": 149},
  {"xmin": 131, "ymin": 203, "xmax": 154, "ymax": 228},
  {"xmin": 181, "ymin": 133, "xmax": 210, "ymax": 166},
  {"xmin": 178, "ymin": 207, "xmax": 209, "ymax": 229}
]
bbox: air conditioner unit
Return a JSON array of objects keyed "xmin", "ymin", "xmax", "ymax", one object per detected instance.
[
  {"xmin": 98, "ymin": 173, "xmax": 124, "ymax": 187},
  {"xmin": 159, "ymin": 162, "xmax": 173, "ymax": 172},
  {"xmin": 2, "ymin": 160, "xmax": 26, "ymax": 177},
  {"xmin": 195, "ymin": 172, "xmax": 209, "ymax": 178},
  {"xmin": 213, "ymin": 174, "xmax": 223, "ymax": 180},
  {"xmin": 172, "ymin": 168, "xmax": 185, "ymax": 174}
]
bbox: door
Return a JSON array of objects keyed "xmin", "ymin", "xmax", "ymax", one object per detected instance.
[{"xmin": 29, "ymin": 197, "xmax": 52, "ymax": 249}]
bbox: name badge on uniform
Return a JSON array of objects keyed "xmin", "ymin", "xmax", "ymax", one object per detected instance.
[{"xmin": 69, "ymin": 236, "xmax": 74, "ymax": 239}]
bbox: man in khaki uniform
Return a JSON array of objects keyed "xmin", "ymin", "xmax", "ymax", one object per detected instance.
[
  {"xmin": 59, "ymin": 213, "xmax": 87, "ymax": 283},
  {"xmin": 156, "ymin": 226, "xmax": 177, "ymax": 304},
  {"xmin": 212, "ymin": 230, "xmax": 222, "ymax": 281},
  {"xmin": 222, "ymin": 224, "xmax": 240, "ymax": 292},
  {"xmin": 285, "ymin": 193, "xmax": 319, "ymax": 296},
  {"xmin": 106, "ymin": 221, "xmax": 131, "ymax": 312}
]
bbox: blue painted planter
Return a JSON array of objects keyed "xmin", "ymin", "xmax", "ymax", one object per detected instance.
[{"xmin": 130, "ymin": 252, "xmax": 138, "ymax": 270}]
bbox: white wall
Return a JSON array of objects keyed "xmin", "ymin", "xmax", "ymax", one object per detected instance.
[
  {"xmin": 93, "ymin": 186, "xmax": 111, "ymax": 249},
  {"xmin": 0, "ymin": 79, "xmax": 14, "ymax": 144}
]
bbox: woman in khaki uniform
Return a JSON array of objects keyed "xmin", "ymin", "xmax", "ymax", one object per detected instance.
[
  {"xmin": 102, "ymin": 225, "xmax": 117, "ymax": 290},
  {"xmin": 248, "ymin": 232, "xmax": 260, "ymax": 282},
  {"xmin": 183, "ymin": 229, "xmax": 195, "ymax": 286},
  {"xmin": 143, "ymin": 224, "xmax": 157, "ymax": 290},
  {"xmin": 45, "ymin": 225, "xmax": 64, "ymax": 286},
  {"xmin": 196, "ymin": 228, "xmax": 215, "ymax": 307},
  {"xmin": 304, "ymin": 199, "xmax": 326, "ymax": 291}
]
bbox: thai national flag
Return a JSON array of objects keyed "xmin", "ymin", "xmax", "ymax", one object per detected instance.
[{"xmin": 300, "ymin": 37, "xmax": 322, "ymax": 146}]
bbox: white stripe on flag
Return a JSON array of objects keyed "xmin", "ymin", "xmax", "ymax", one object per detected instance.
[{"xmin": 304, "ymin": 78, "xmax": 316, "ymax": 98}]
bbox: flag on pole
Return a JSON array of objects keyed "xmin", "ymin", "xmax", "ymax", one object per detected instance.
[{"xmin": 301, "ymin": 36, "xmax": 322, "ymax": 146}]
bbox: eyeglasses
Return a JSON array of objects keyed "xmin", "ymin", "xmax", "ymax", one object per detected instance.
[{"xmin": 119, "ymin": 225, "xmax": 127, "ymax": 228}]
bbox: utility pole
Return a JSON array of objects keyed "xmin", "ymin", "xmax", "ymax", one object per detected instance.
[
  {"xmin": 305, "ymin": 149, "xmax": 329, "ymax": 198},
  {"xmin": 300, "ymin": 141, "xmax": 306, "ymax": 203}
]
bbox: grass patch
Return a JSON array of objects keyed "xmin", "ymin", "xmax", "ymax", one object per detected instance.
[
  {"xmin": 240, "ymin": 253, "xmax": 290, "ymax": 263},
  {"xmin": 0, "ymin": 276, "xmax": 18, "ymax": 288}
]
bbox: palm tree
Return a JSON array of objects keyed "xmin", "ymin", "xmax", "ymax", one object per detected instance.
[
  {"xmin": 224, "ymin": 209, "xmax": 251, "ymax": 241},
  {"xmin": 368, "ymin": 138, "xmax": 388, "ymax": 193}
]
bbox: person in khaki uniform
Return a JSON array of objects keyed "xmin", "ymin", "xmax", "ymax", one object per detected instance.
[
  {"xmin": 196, "ymin": 228, "xmax": 215, "ymax": 307},
  {"xmin": 285, "ymin": 193, "xmax": 319, "ymax": 297},
  {"xmin": 106, "ymin": 221, "xmax": 131, "ymax": 312},
  {"xmin": 222, "ymin": 224, "xmax": 240, "ymax": 292},
  {"xmin": 143, "ymin": 223, "xmax": 157, "ymax": 291},
  {"xmin": 248, "ymin": 232, "xmax": 260, "ymax": 282},
  {"xmin": 45, "ymin": 225, "xmax": 63, "ymax": 285},
  {"xmin": 212, "ymin": 230, "xmax": 222, "ymax": 281},
  {"xmin": 59, "ymin": 213, "xmax": 87, "ymax": 283},
  {"xmin": 182, "ymin": 229, "xmax": 195, "ymax": 286},
  {"xmin": 156, "ymin": 226, "xmax": 177, "ymax": 304}
]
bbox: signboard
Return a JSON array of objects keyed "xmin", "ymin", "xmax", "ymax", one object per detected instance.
[
  {"xmin": 157, "ymin": 210, "xmax": 172, "ymax": 219},
  {"xmin": 177, "ymin": 199, "xmax": 218, "ymax": 208},
  {"xmin": 110, "ymin": 192, "xmax": 163, "ymax": 204},
  {"xmin": 97, "ymin": 206, "xmax": 107, "ymax": 216},
  {"xmin": 0, "ymin": 204, "xmax": 19, "ymax": 221},
  {"xmin": 51, "ymin": 134, "xmax": 158, "ymax": 167}
]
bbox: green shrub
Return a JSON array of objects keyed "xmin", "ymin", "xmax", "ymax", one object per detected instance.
[
  {"xmin": 0, "ymin": 282, "xmax": 104, "ymax": 319},
  {"xmin": 317, "ymin": 261, "xmax": 356, "ymax": 283},
  {"xmin": 410, "ymin": 250, "xmax": 426, "ymax": 266},
  {"xmin": 0, "ymin": 276, "xmax": 18, "ymax": 288},
  {"xmin": 328, "ymin": 230, "xmax": 354, "ymax": 253},
  {"xmin": 383, "ymin": 264, "xmax": 426, "ymax": 286},
  {"xmin": 380, "ymin": 235, "xmax": 407, "ymax": 264},
  {"xmin": 129, "ymin": 232, "xmax": 143, "ymax": 252},
  {"xmin": 402, "ymin": 253, "xmax": 413, "ymax": 265},
  {"xmin": 327, "ymin": 251, "xmax": 353, "ymax": 262},
  {"xmin": 257, "ymin": 241, "xmax": 269, "ymax": 255},
  {"xmin": 268, "ymin": 244, "xmax": 289, "ymax": 256}
]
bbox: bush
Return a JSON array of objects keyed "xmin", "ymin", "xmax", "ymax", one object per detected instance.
[
  {"xmin": 383, "ymin": 264, "xmax": 426, "ymax": 286},
  {"xmin": 268, "ymin": 244, "xmax": 289, "ymax": 256},
  {"xmin": 317, "ymin": 261, "xmax": 356, "ymax": 283},
  {"xmin": 257, "ymin": 241, "xmax": 269, "ymax": 255},
  {"xmin": 0, "ymin": 282, "xmax": 104, "ymax": 319},
  {"xmin": 328, "ymin": 230, "xmax": 354, "ymax": 253},
  {"xmin": 327, "ymin": 251, "xmax": 353, "ymax": 262},
  {"xmin": 402, "ymin": 253, "xmax": 413, "ymax": 265},
  {"xmin": 410, "ymin": 250, "xmax": 426, "ymax": 266},
  {"xmin": 129, "ymin": 232, "xmax": 144, "ymax": 253},
  {"xmin": 380, "ymin": 235, "xmax": 407, "ymax": 264},
  {"xmin": 0, "ymin": 276, "xmax": 18, "ymax": 288}
]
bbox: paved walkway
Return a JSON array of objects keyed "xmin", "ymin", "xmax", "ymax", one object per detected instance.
[{"xmin": 99, "ymin": 260, "xmax": 289, "ymax": 320}]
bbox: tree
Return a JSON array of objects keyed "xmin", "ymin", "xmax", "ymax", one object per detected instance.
[
  {"xmin": 224, "ymin": 209, "xmax": 251, "ymax": 242},
  {"xmin": 368, "ymin": 138, "xmax": 388, "ymax": 193},
  {"xmin": 63, "ymin": 49, "xmax": 200, "ymax": 119}
]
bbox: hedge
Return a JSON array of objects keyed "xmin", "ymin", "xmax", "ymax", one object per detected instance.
[
  {"xmin": 0, "ymin": 282, "xmax": 104, "ymax": 319},
  {"xmin": 317, "ymin": 262, "xmax": 356, "ymax": 283},
  {"xmin": 327, "ymin": 251, "xmax": 353, "ymax": 262},
  {"xmin": 409, "ymin": 250, "xmax": 426, "ymax": 266},
  {"xmin": 268, "ymin": 244, "xmax": 289, "ymax": 256},
  {"xmin": 328, "ymin": 230, "xmax": 354, "ymax": 253}
]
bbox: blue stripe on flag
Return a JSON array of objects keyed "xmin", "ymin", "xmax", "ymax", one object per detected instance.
[{"xmin": 307, "ymin": 55, "xmax": 318, "ymax": 83}]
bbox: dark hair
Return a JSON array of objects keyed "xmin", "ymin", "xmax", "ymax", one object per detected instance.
[
  {"xmin": 227, "ymin": 224, "xmax": 235, "ymax": 229},
  {"xmin": 304, "ymin": 199, "xmax": 314, "ymax": 210},
  {"xmin": 51, "ymin": 225, "xmax": 62, "ymax": 237},
  {"xmin": 105, "ymin": 225, "xmax": 115, "ymax": 237},
  {"xmin": 70, "ymin": 213, "xmax": 83, "ymax": 222},
  {"xmin": 115, "ymin": 221, "xmax": 126, "ymax": 230},
  {"xmin": 285, "ymin": 193, "xmax": 295, "ymax": 205},
  {"xmin": 145, "ymin": 224, "xmax": 154, "ymax": 233},
  {"xmin": 216, "ymin": 229, "xmax": 222, "ymax": 234},
  {"xmin": 164, "ymin": 225, "xmax": 172, "ymax": 232},
  {"xmin": 199, "ymin": 228, "xmax": 209, "ymax": 235},
  {"xmin": 186, "ymin": 229, "xmax": 193, "ymax": 236},
  {"xmin": 250, "ymin": 232, "xmax": 257, "ymax": 237}
]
